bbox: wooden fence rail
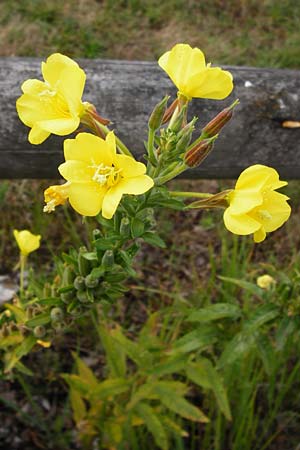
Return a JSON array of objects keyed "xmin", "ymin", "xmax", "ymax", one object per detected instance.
[{"xmin": 1, "ymin": 58, "xmax": 300, "ymax": 179}]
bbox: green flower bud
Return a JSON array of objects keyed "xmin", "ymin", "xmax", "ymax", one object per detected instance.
[
  {"xmin": 93, "ymin": 229, "xmax": 101, "ymax": 240},
  {"xmin": 148, "ymin": 95, "xmax": 169, "ymax": 130},
  {"xmin": 120, "ymin": 217, "xmax": 130, "ymax": 236},
  {"xmin": 74, "ymin": 275, "xmax": 85, "ymax": 290},
  {"xmin": 78, "ymin": 246, "xmax": 90, "ymax": 276},
  {"xmin": 102, "ymin": 250, "xmax": 114, "ymax": 268},
  {"xmin": 85, "ymin": 274, "xmax": 99, "ymax": 289},
  {"xmin": 169, "ymin": 105, "xmax": 187, "ymax": 133},
  {"xmin": 62, "ymin": 265, "xmax": 75, "ymax": 286},
  {"xmin": 50, "ymin": 307, "xmax": 64, "ymax": 322},
  {"xmin": 76, "ymin": 290, "xmax": 89, "ymax": 303},
  {"xmin": 34, "ymin": 325, "xmax": 46, "ymax": 338},
  {"xmin": 60, "ymin": 291, "xmax": 74, "ymax": 304}
]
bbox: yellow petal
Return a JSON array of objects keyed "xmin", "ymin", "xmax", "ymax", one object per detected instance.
[
  {"xmin": 114, "ymin": 154, "xmax": 146, "ymax": 177},
  {"xmin": 68, "ymin": 183, "xmax": 106, "ymax": 216},
  {"xmin": 254, "ymin": 227, "xmax": 267, "ymax": 243},
  {"xmin": 102, "ymin": 185, "xmax": 123, "ymax": 219},
  {"xmin": 64, "ymin": 133, "xmax": 113, "ymax": 166},
  {"xmin": 188, "ymin": 67, "xmax": 233, "ymax": 99},
  {"xmin": 37, "ymin": 340, "xmax": 51, "ymax": 348},
  {"xmin": 21, "ymin": 79, "xmax": 46, "ymax": 94},
  {"xmin": 158, "ymin": 44, "xmax": 206, "ymax": 94},
  {"xmin": 117, "ymin": 175, "xmax": 154, "ymax": 195},
  {"xmin": 28, "ymin": 125, "xmax": 50, "ymax": 145},
  {"xmin": 223, "ymin": 209, "xmax": 261, "ymax": 235},
  {"xmin": 41, "ymin": 53, "xmax": 79, "ymax": 87},
  {"xmin": 106, "ymin": 131, "xmax": 117, "ymax": 156},
  {"xmin": 59, "ymin": 160, "xmax": 93, "ymax": 183},
  {"xmin": 250, "ymin": 191, "xmax": 291, "ymax": 232},
  {"xmin": 16, "ymin": 93, "xmax": 57, "ymax": 126},
  {"xmin": 13, "ymin": 229, "xmax": 41, "ymax": 256},
  {"xmin": 57, "ymin": 66, "xmax": 86, "ymax": 116},
  {"xmin": 235, "ymin": 165, "xmax": 286, "ymax": 192},
  {"xmin": 38, "ymin": 117, "xmax": 80, "ymax": 135},
  {"xmin": 228, "ymin": 189, "xmax": 263, "ymax": 215}
]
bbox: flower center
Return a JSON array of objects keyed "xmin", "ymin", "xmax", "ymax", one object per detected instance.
[
  {"xmin": 90, "ymin": 162, "xmax": 122, "ymax": 187},
  {"xmin": 256, "ymin": 209, "xmax": 272, "ymax": 221},
  {"xmin": 38, "ymin": 82, "xmax": 69, "ymax": 117}
]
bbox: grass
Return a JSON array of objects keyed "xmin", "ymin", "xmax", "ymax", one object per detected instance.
[{"xmin": 0, "ymin": 0, "xmax": 300, "ymax": 68}]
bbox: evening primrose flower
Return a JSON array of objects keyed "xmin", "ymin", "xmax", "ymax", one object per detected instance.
[
  {"xmin": 45, "ymin": 132, "xmax": 154, "ymax": 218},
  {"xmin": 158, "ymin": 43, "xmax": 233, "ymax": 100},
  {"xmin": 257, "ymin": 274, "xmax": 276, "ymax": 290},
  {"xmin": 223, "ymin": 165, "xmax": 291, "ymax": 243},
  {"xmin": 13, "ymin": 229, "xmax": 41, "ymax": 256},
  {"xmin": 16, "ymin": 53, "xmax": 86, "ymax": 144}
]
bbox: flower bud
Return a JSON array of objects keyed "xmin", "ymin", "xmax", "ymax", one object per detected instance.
[
  {"xmin": 60, "ymin": 292, "xmax": 74, "ymax": 304},
  {"xmin": 148, "ymin": 95, "xmax": 169, "ymax": 130},
  {"xmin": 102, "ymin": 250, "xmax": 114, "ymax": 268},
  {"xmin": 85, "ymin": 274, "xmax": 99, "ymax": 289},
  {"xmin": 162, "ymin": 98, "xmax": 179, "ymax": 124},
  {"xmin": 78, "ymin": 246, "xmax": 90, "ymax": 276},
  {"xmin": 256, "ymin": 275, "xmax": 276, "ymax": 290},
  {"xmin": 93, "ymin": 229, "xmax": 101, "ymax": 240},
  {"xmin": 120, "ymin": 217, "xmax": 130, "ymax": 236},
  {"xmin": 175, "ymin": 120, "xmax": 196, "ymax": 154},
  {"xmin": 74, "ymin": 275, "xmax": 86, "ymax": 291},
  {"xmin": 50, "ymin": 307, "xmax": 64, "ymax": 322},
  {"xmin": 169, "ymin": 105, "xmax": 187, "ymax": 133},
  {"xmin": 34, "ymin": 325, "xmax": 46, "ymax": 338},
  {"xmin": 184, "ymin": 137, "xmax": 217, "ymax": 168},
  {"xmin": 202, "ymin": 99, "xmax": 239, "ymax": 138},
  {"xmin": 62, "ymin": 265, "xmax": 75, "ymax": 286},
  {"xmin": 76, "ymin": 291, "xmax": 89, "ymax": 303}
]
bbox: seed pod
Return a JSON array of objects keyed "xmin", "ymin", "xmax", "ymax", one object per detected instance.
[
  {"xmin": 50, "ymin": 307, "xmax": 64, "ymax": 322},
  {"xmin": 85, "ymin": 274, "xmax": 99, "ymax": 289},
  {"xmin": 74, "ymin": 275, "xmax": 86, "ymax": 291},
  {"xmin": 202, "ymin": 99, "xmax": 239, "ymax": 138},
  {"xmin": 34, "ymin": 325, "xmax": 46, "ymax": 338},
  {"xmin": 184, "ymin": 137, "xmax": 217, "ymax": 168},
  {"xmin": 102, "ymin": 250, "xmax": 114, "ymax": 269}
]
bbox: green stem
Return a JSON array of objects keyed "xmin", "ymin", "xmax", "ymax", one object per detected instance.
[
  {"xmin": 154, "ymin": 163, "xmax": 187, "ymax": 185},
  {"xmin": 94, "ymin": 120, "xmax": 133, "ymax": 157},
  {"xmin": 20, "ymin": 254, "xmax": 26, "ymax": 295},
  {"xmin": 169, "ymin": 191, "xmax": 213, "ymax": 199},
  {"xmin": 147, "ymin": 127, "xmax": 156, "ymax": 164}
]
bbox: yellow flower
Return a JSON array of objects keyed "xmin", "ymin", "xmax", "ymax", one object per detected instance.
[
  {"xmin": 158, "ymin": 43, "xmax": 233, "ymax": 100},
  {"xmin": 16, "ymin": 53, "xmax": 86, "ymax": 145},
  {"xmin": 257, "ymin": 274, "xmax": 276, "ymax": 290},
  {"xmin": 45, "ymin": 132, "xmax": 154, "ymax": 218},
  {"xmin": 13, "ymin": 229, "xmax": 41, "ymax": 256},
  {"xmin": 43, "ymin": 183, "xmax": 70, "ymax": 213},
  {"xmin": 223, "ymin": 165, "xmax": 291, "ymax": 243}
]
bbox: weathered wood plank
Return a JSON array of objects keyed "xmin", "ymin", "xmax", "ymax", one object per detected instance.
[{"xmin": 1, "ymin": 57, "xmax": 300, "ymax": 179}]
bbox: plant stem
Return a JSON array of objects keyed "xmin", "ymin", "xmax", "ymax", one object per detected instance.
[
  {"xmin": 169, "ymin": 191, "xmax": 213, "ymax": 199},
  {"xmin": 147, "ymin": 127, "xmax": 156, "ymax": 164},
  {"xmin": 154, "ymin": 163, "xmax": 187, "ymax": 185},
  {"xmin": 20, "ymin": 254, "xmax": 26, "ymax": 295}
]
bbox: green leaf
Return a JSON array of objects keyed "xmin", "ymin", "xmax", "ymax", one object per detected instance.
[
  {"xmin": 90, "ymin": 267, "xmax": 105, "ymax": 279},
  {"xmin": 186, "ymin": 359, "xmax": 231, "ymax": 420},
  {"xmin": 98, "ymin": 325, "xmax": 126, "ymax": 378},
  {"xmin": 89, "ymin": 378, "xmax": 129, "ymax": 401},
  {"xmin": 112, "ymin": 326, "xmax": 152, "ymax": 367},
  {"xmin": 37, "ymin": 297, "xmax": 61, "ymax": 306},
  {"xmin": 70, "ymin": 387, "xmax": 87, "ymax": 424},
  {"xmin": 26, "ymin": 312, "xmax": 51, "ymax": 328},
  {"xmin": 135, "ymin": 403, "xmax": 168, "ymax": 450},
  {"xmin": 82, "ymin": 252, "xmax": 98, "ymax": 261},
  {"xmin": 143, "ymin": 232, "xmax": 166, "ymax": 248},
  {"xmin": 256, "ymin": 334, "xmax": 276, "ymax": 376},
  {"xmin": 95, "ymin": 236, "xmax": 120, "ymax": 251},
  {"xmin": 218, "ymin": 332, "xmax": 256, "ymax": 367},
  {"xmin": 218, "ymin": 276, "xmax": 263, "ymax": 297},
  {"xmin": 131, "ymin": 217, "xmax": 145, "ymax": 238},
  {"xmin": 0, "ymin": 333, "xmax": 23, "ymax": 349},
  {"xmin": 118, "ymin": 250, "xmax": 136, "ymax": 277},
  {"xmin": 187, "ymin": 303, "xmax": 241, "ymax": 323},
  {"xmin": 73, "ymin": 353, "xmax": 99, "ymax": 388},
  {"xmin": 15, "ymin": 361, "xmax": 34, "ymax": 376},
  {"xmin": 171, "ymin": 326, "xmax": 218, "ymax": 354},
  {"xmin": 147, "ymin": 354, "xmax": 187, "ymax": 376},
  {"xmin": 244, "ymin": 304, "xmax": 279, "ymax": 331},
  {"xmin": 3, "ymin": 303, "xmax": 26, "ymax": 322},
  {"xmin": 154, "ymin": 383, "xmax": 208, "ymax": 422},
  {"xmin": 5, "ymin": 335, "xmax": 37, "ymax": 372},
  {"xmin": 62, "ymin": 374, "xmax": 91, "ymax": 397}
]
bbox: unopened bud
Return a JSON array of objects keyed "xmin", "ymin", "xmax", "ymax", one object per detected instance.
[
  {"xmin": 50, "ymin": 307, "xmax": 64, "ymax": 322},
  {"xmin": 34, "ymin": 325, "xmax": 46, "ymax": 338},
  {"xmin": 93, "ymin": 229, "xmax": 101, "ymax": 240},
  {"xmin": 162, "ymin": 98, "xmax": 179, "ymax": 124},
  {"xmin": 102, "ymin": 250, "xmax": 114, "ymax": 268},
  {"xmin": 184, "ymin": 137, "xmax": 216, "ymax": 168},
  {"xmin": 74, "ymin": 275, "xmax": 85, "ymax": 291},
  {"xmin": 85, "ymin": 274, "xmax": 99, "ymax": 289},
  {"xmin": 60, "ymin": 292, "xmax": 74, "ymax": 304},
  {"xmin": 169, "ymin": 105, "xmax": 187, "ymax": 133},
  {"xmin": 78, "ymin": 246, "xmax": 90, "ymax": 276},
  {"xmin": 202, "ymin": 99, "xmax": 239, "ymax": 138},
  {"xmin": 76, "ymin": 291, "xmax": 89, "ymax": 304},
  {"xmin": 148, "ymin": 95, "xmax": 169, "ymax": 130},
  {"xmin": 175, "ymin": 120, "xmax": 196, "ymax": 154},
  {"xmin": 120, "ymin": 217, "xmax": 130, "ymax": 236},
  {"xmin": 62, "ymin": 265, "xmax": 75, "ymax": 286}
]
